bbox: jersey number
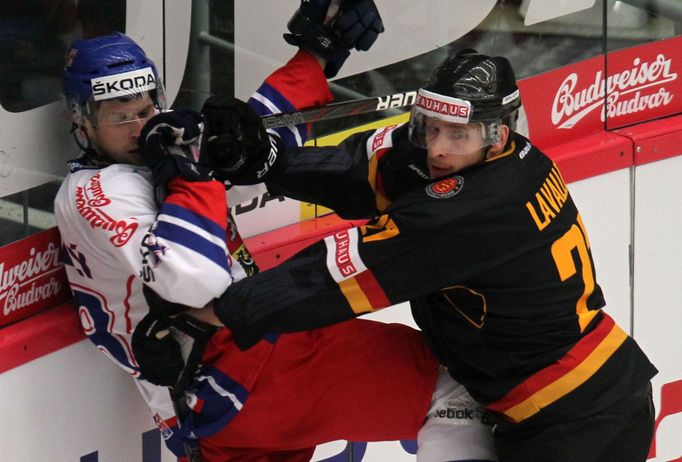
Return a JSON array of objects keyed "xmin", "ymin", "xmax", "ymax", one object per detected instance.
[{"xmin": 550, "ymin": 214, "xmax": 598, "ymax": 332}]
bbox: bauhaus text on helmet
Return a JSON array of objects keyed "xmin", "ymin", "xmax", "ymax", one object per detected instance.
[{"xmin": 409, "ymin": 48, "xmax": 521, "ymax": 151}]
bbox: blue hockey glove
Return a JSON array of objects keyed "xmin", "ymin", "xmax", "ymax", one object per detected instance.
[
  {"xmin": 334, "ymin": 0, "xmax": 384, "ymax": 51},
  {"xmin": 201, "ymin": 96, "xmax": 282, "ymax": 185},
  {"xmin": 139, "ymin": 109, "xmax": 212, "ymax": 203},
  {"xmin": 284, "ymin": 0, "xmax": 384, "ymax": 77}
]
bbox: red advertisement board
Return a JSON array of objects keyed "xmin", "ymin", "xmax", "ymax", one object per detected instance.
[
  {"xmin": 0, "ymin": 228, "xmax": 70, "ymax": 328},
  {"xmin": 520, "ymin": 35, "xmax": 682, "ymax": 150}
]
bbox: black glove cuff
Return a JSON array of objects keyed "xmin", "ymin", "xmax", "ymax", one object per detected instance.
[
  {"xmin": 283, "ymin": 29, "xmax": 350, "ymax": 78},
  {"xmin": 173, "ymin": 154, "xmax": 214, "ymax": 182},
  {"xmin": 213, "ymin": 288, "xmax": 262, "ymax": 350},
  {"xmin": 322, "ymin": 48, "xmax": 350, "ymax": 78}
]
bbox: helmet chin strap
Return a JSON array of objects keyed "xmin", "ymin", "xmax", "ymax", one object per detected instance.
[
  {"xmin": 70, "ymin": 124, "xmax": 115, "ymax": 167},
  {"xmin": 70, "ymin": 123, "xmax": 92, "ymax": 153}
]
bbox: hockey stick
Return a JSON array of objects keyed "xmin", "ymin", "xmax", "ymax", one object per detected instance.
[
  {"xmin": 140, "ymin": 286, "xmax": 205, "ymax": 461},
  {"xmin": 170, "ymin": 388, "xmax": 204, "ymax": 462},
  {"xmin": 261, "ymin": 90, "xmax": 417, "ymax": 129}
]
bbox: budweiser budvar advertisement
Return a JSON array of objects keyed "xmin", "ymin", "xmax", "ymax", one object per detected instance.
[
  {"xmin": 519, "ymin": 35, "xmax": 682, "ymax": 150},
  {"xmin": 0, "ymin": 228, "xmax": 70, "ymax": 327}
]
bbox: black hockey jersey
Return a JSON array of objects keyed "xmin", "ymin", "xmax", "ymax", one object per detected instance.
[{"xmin": 217, "ymin": 124, "xmax": 657, "ymax": 425}]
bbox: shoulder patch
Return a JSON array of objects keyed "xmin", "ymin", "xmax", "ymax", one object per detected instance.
[
  {"xmin": 367, "ymin": 124, "xmax": 399, "ymax": 156},
  {"xmin": 426, "ymin": 176, "xmax": 464, "ymax": 199}
]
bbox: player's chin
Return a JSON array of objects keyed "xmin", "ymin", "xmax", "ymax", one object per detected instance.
[
  {"xmin": 429, "ymin": 165, "xmax": 454, "ymax": 179},
  {"xmin": 126, "ymin": 149, "xmax": 144, "ymax": 165},
  {"xmin": 112, "ymin": 149, "xmax": 144, "ymax": 166}
]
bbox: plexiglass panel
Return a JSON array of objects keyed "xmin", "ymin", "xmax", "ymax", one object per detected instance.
[
  {"xmin": 1, "ymin": 0, "xmax": 681, "ymax": 246},
  {"xmin": 0, "ymin": 0, "xmax": 125, "ymax": 243},
  {"xmin": 605, "ymin": 0, "xmax": 682, "ymax": 129},
  {"xmin": 0, "ymin": 0, "xmax": 125, "ymax": 113}
]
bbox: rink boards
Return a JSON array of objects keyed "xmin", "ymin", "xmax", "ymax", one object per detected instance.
[
  {"xmin": 1, "ymin": 1, "xmax": 682, "ymax": 460},
  {"xmin": 1, "ymin": 115, "xmax": 681, "ymax": 461}
]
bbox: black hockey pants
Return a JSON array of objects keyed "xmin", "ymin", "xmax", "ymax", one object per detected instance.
[{"xmin": 491, "ymin": 382, "xmax": 655, "ymax": 462}]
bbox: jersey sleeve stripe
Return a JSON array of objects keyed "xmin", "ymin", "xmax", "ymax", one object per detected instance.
[
  {"xmin": 251, "ymin": 81, "xmax": 297, "ymax": 114},
  {"xmin": 194, "ymin": 373, "xmax": 245, "ymax": 411},
  {"xmin": 339, "ymin": 270, "xmax": 390, "ymax": 314},
  {"xmin": 339, "ymin": 277, "xmax": 373, "ymax": 313},
  {"xmin": 249, "ymin": 89, "xmax": 305, "ymax": 146},
  {"xmin": 165, "ymin": 178, "xmax": 227, "ymax": 229},
  {"xmin": 487, "ymin": 313, "xmax": 627, "ymax": 423},
  {"xmin": 158, "ymin": 213, "xmax": 227, "ymax": 249},
  {"xmin": 153, "ymin": 221, "xmax": 229, "ymax": 271},
  {"xmin": 159, "ymin": 202, "xmax": 227, "ymax": 242},
  {"xmin": 324, "ymin": 229, "xmax": 391, "ymax": 313},
  {"xmin": 184, "ymin": 368, "xmax": 250, "ymax": 438},
  {"xmin": 354, "ymin": 270, "xmax": 391, "ymax": 307}
]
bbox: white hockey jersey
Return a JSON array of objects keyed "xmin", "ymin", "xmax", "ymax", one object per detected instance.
[{"xmin": 54, "ymin": 49, "xmax": 333, "ymax": 456}]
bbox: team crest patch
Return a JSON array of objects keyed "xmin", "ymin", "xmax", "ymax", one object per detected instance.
[{"xmin": 426, "ymin": 176, "xmax": 463, "ymax": 199}]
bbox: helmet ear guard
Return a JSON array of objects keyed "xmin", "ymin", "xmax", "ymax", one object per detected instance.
[{"xmin": 485, "ymin": 121, "xmax": 501, "ymax": 145}]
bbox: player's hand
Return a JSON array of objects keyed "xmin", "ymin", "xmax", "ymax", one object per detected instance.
[
  {"xmin": 334, "ymin": 0, "xmax": 384, "ymax": 51},
  {"xmin": 132, "ymin": 311, "xmax": 185, "ymax": 387},
  {"xmin": 285, "ymin": 0, "xmax": 384, "ymax": 77},
  {"xmin": 139, "ymin": 109, "xmax": 213, "ymax": 203},
  {"xmin": 201, "ymin": 96, "xmax": 281, "ymax": 185}
]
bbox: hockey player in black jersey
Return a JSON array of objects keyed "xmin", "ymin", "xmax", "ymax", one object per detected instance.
[{"xmin": 207, "ymin": 48, "xmax": 658, "ymax": 462}]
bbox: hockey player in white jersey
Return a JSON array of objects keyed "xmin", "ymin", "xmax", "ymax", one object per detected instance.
[{"xmin": 54, "ymin": 2, "xmax": 497, "ymax": 461}]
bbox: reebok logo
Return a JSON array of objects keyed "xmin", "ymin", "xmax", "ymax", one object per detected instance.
[{"xmin": 434, "ymin": 407, "xmax": 475, "ymax": 420}]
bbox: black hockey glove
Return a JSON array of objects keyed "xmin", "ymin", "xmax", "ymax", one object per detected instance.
[
  {"xmin": 139, "ymin": 109, "xmax": 212, "ymax": 204},
  {"xmin": 285, "ymin": 0, "xmax": 384, "ymax": 77},
  {"xmin": 201, "ymin": 96, "xmax": 282, "ymax": 185},
  {"xmin": 132, "ymin": 311, "xmax": 185, "ymax": 387}
]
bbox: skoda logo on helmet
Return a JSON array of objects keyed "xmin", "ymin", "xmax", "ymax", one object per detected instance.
[{"xmin": 91, "ymin": 67, "xmax": 157, "ymax": 101}]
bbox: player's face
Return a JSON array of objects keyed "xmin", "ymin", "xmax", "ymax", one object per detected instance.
[
  {"xmin": 88, "ymin": 94, "xmax": 156, "ymax": 165},
  {"xmin": 424, "ymin": 118, "xmax": 488, "ymax": 178}
]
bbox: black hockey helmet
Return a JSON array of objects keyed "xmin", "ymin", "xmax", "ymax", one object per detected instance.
[{"xmin": 409, "ymin": 48, "xmax": 521, "ymax": 150}]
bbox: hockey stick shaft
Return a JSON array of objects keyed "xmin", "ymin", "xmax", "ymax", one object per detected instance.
[
  {"xmin": 261, "ymin": 90, "xmax": 417, "ymax": 129},
  {"xmin": 170, "ymin": 388, "xmax": 204, "ymax": 461}
]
